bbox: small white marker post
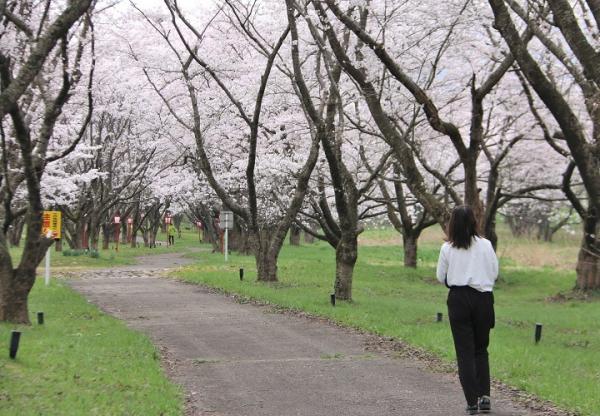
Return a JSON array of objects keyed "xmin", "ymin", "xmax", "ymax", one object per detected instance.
[
  {"xmin": 224, "ymin": 228, "xmax": 229, "ymax": 262},
  {"xmin": 45, "ymin": 230, "xmax": 52, "ymax": 286}
]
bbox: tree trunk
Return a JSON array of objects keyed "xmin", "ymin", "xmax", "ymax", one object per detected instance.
[
  {"xmin": 237, "ymin": 228, "xmax": 253, "ymax": 255},
  {"xmin": 289, "ymin": 224, "xmax": 301, "ymax": 246},
  {"xmin": 0, "ymin": 208, "xmax": 54, "ymax": 324},
  {"xmin": 206, "ymin": 217, "xmax": 220, "ymax": 252},
  {"xmin": 576, "ymin": 247, "xmax": 600, "ymax": 290},
  {"xmin": 254, "ymin": 228, "xmax": 279, "ymax": 282},
  {"xmin": 90, "ymin": 230, "xmax": 98, "ymax": 249},
  {"xmin": 71, "ymin": 219, "xmax": 86, "ymax": 250},
  {"xmin": 334, "ymin": 232, "xmax": 357, "ymax": 300},
  {"xmin": 174, "ymin": 214, "xmax": 183, "ymax": 238},
  {"xmin": 150, "ymin": 226, "xmax": 159, "ymax": 247},
  {"xmin": 403, "ymin": 233, "xmax": 418, "ymax": 268},
  {"xmin": 90, "ymin": 220, "xmax": 100, "ymax": 250},
  {"xmin": 304, "ymin": 231, "xmax": 315, "ymax": 244},
  {"xmin": 256, "ymin": 249, "xmax": 278, "ymax": 282},
  {"xmin": 0, "ymin": 268, "xmax": 36, "ymax": 323},
  {"xmin": 202, "ymin": 228, "xmax": 210, "ymax": 244},
  {"xmin": 575, "ymin": 211, "xmax": 600, "ymax": 290},
  {"xmin": 131, "ymin": 227, "xmax": 138, "ymax": 248},
  {"xmin": 8, "ymin": 218, "xmax": 25, "ymax": 247},
  {"xmin": 484, "ymin": 216, "xmax": 498, "ymax": 251},
  {"xmin": 82, "ymin": 222, "xmax": 89, "ymax": 250},
  {"xmin": 537, "ymin": 219, "xmax": 551, "ymax": 242},
  {"xmin": 142, "ymin": 229, "xmax": 150, "ymax": 247},
  {"xmin": 101, "ymin": 223, "xmax": 110, "ymax": 250},
  {"xmin": 228, "ymin": 227, "xmax": 242, "ymax": 251}
]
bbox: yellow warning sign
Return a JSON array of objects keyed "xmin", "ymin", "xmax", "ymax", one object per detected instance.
[{"xmin": 41, "ymin": 211, "xmax": 61, "ymax": 239}]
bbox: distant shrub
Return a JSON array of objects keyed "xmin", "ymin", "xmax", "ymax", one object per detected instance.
[
  {"xmin": 89, "ymin": 250, "xmax": 100, "ymax": 259},
  {"xmin": 63, "ymin": 249, "xmax": 88, "ymax": 257}
]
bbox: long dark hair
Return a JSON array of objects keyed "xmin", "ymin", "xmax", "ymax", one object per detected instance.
[{"xmin": 447, "ymin": 205, "xmax": 480, "ymax": 249}]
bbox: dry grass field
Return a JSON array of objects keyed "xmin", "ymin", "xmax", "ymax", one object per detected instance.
[{"xmin": 358, "ymin": 224, "xmax": 580, "ymax": 271}]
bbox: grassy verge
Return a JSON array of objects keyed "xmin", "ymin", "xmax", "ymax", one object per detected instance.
[
  {"xmin": 8, "ymin": 229, "xmax": 203, "ymax": 270},
  {"xmin": 0, "ymin": 278, "xmax": 182, "ymax": 416},
  {"xmin": 176, "ymin": 241, "xmax": 599, "ymax": 416}
]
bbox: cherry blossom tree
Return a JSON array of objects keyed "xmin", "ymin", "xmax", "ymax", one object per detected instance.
[
  {"xmin": 487, "ymin": 0, "xmax": 600, "ymax": 290},
  {"xmin": 128, "ymin": 0, "xmax": 321, "ymax": 281},
  {"xmin": 0, "ymin": 0, "xmax": 94, "ymax": 323},
  {"xmin": 298, "ymin": 0, "xmax": 565, "ymax": 255}
]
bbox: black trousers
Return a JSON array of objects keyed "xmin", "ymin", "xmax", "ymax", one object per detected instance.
[{"xmin": 447, "ymin": 286, "xmax": 495, "ymax": 406}]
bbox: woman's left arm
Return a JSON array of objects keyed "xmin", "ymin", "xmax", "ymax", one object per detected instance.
[{"xmin": 489, "ymin": 243, "xmax": 499, "ymax": 280}]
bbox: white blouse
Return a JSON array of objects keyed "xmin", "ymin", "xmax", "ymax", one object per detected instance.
[{"xmin": 436, "ymin": 236, "xmax": 498, "ymax": 292}]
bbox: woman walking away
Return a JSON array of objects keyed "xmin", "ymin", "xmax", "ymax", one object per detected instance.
[{"xmin": 436, "ymin": 205, "xmax": 498, "ymax": 415}]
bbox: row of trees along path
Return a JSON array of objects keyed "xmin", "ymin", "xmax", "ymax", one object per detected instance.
[{"xmin": 1, "ymin": 0, "xmax": 599, "ymax": 323}]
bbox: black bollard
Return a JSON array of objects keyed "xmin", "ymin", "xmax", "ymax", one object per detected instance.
[
  {"xmin": 9, "ymin": 331, "xmax": 21, "ymax": 359},
  {"xmin": 436, "ymin": 312, "xmax": 443, "ymax": 322},
  {"xmin": 330, "ymin": 293, "xmax": 336, "ymax": 306},
  {"xmin": 239, "ymin": 268, "xmax": 244, "ymax": 281},
  {"xmin": 37, "ymin": 312, "xmax": 44, "ymax": 325},
  {"xmin": 535, "ymin": 323, "xmax": 543, "ymax": 344}
]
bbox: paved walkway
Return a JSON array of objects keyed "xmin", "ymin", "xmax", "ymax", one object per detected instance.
[{"xmin": 69, "ymin": 253, "xmax": 541, "ymax": 416}]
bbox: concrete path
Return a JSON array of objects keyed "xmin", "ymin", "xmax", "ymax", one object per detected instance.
[{"xmin": 68, "ymin": 253, "xmax": 544, "ymax": 416}]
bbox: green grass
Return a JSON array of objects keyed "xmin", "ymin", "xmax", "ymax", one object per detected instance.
[
  {"xmin": 176, "ymin": 240, "xmax": 600, "ymax": 416},
  {"xmin": 0, "ymin": 278, "xmax": 182, "ymax": 416}
]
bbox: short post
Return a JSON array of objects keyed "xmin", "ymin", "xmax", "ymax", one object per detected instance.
[
  {"xmin": 127, "ymin": 218, "xmax": 133, "ymax": 243},
  {"xmin": 535, "ymin": 323, "xmax": 543, "ymax": 344},
  {"xmin": 239, "ymin": 268, "xmax": 244, "ymax": 281},
  {"xmin": 9, "ymin": 331, "xmax": 21, "ymax": 359},
  {"xmin": 330, "ymin": 293, "xmax": 336, "ymax": 306},
  {"xmin": 436, "ymin": 312, "xmax": 443, "ymax": 322},
  {"xmin": 37, "ymin": 312, "xmax": 44, "ymax": 325}
]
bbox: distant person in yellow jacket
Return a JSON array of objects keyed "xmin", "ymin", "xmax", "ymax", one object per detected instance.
[{"xmin": 167, "ymin": 224, "xmax": 176, "ymax": 246}]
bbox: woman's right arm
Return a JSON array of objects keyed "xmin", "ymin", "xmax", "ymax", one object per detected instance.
[{"xmin": 436, "ymin": 245, "xmax": 448, "ymax": 285}]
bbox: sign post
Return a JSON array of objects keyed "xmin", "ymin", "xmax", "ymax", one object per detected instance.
[
  {"xmin": 44, "ymin": 231, "xmax": 51, "ymax": 286},
  {"xmin": 114, "ymin": 215, "xmax": 121, "ymax": 252},
  {"xmin": 41, "ymin": 211, "xmax": 61, "ymax": 286},
  {"xmin": 219, "ymin": 211, "xmax": 234, "ymax": 262},
  {"xmin": 165, "ymin": 215, "xmax": 172, "ymax": 246}
]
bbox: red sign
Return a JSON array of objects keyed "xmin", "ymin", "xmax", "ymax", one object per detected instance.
[{"xmin": 114, "ymin": 216, "xmax": 121, "ymax": 224}]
